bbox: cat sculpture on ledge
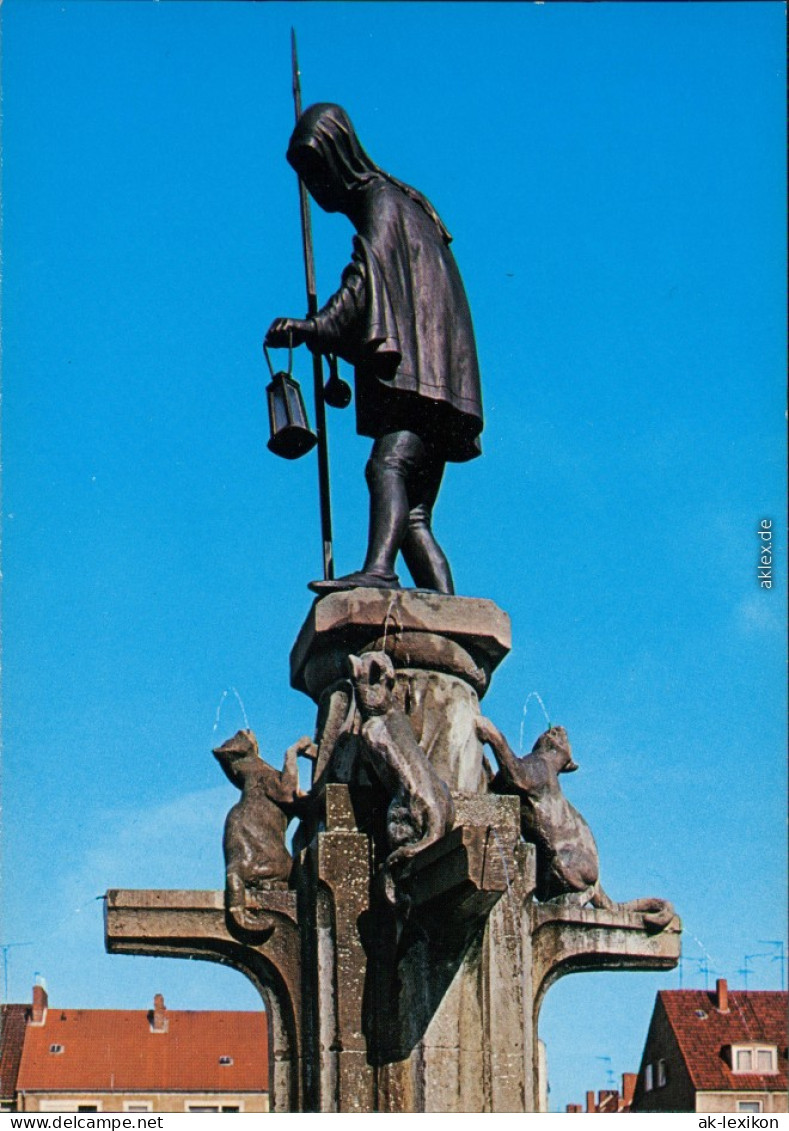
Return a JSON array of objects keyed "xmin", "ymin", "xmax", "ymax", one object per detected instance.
[
  {"xmin": 213, "ymin": 728, "xmax": 316, "ymax": 932},
  {"xmin": 477, "ymin": 718, "xmax": 674, "ymax": 930}
]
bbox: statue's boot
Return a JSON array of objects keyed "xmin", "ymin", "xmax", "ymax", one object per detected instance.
[{"xmin": 308, "ymin": 569, "xmax": 399, "ymax": 595}]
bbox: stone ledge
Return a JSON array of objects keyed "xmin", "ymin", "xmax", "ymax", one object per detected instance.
[
  {"xmin": 104, "ymin": 888, "xmax": 299, "ymax": 944},
  {"xmin": 106, "ymin": 888, "xmax": 224, "ymax": 912},
  {"xmin": 290, "ymin": 589, "xmax": 511, "ymax": 700},
  {"xmin": 531, "ymin": 902, "xmax": 682, "ymax": 934},
  {"xmin": 530, "ymin": 899, "xmax": 681, "ymax": 1018}
]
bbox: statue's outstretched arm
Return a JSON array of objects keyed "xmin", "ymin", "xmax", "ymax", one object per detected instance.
[{"xmin": 265, "ymin": 261, "xmax": 365, "ymax": 358}]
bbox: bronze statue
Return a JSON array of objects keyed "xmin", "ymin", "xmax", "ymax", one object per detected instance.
[
  {"xmin": 266, "ymin": 104, "xmax": 483, "ymax": 596},
  {"xmin": 213, "ymin": 729, "xmax": 316, "ymax": 929},
  {"xmin": 349, "ymin": 651, "xmax": 455, "ymax": 900},
  {"xmin": 477, "ymin": 718, "xmax": 674, "ymax": 928}
]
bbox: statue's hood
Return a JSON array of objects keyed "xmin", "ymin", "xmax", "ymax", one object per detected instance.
[{"xmin": 287, "ymin": 103, "xmax": 452, "ymax": 243}]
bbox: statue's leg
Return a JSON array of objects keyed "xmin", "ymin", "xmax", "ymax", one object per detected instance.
[
  {"xmin": 360, "ymin": 431, "xmax": 423, "ymax": 580},
  {"xmin": 401, "ymin": 445, "xmax": 454, "ymax": 594}
]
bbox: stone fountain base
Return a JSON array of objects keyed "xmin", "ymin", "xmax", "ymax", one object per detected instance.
[{"xmin": 105, "ymin": 590, "xmax": 680, "ymax": 1112}]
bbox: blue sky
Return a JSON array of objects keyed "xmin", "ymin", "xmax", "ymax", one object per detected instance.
[{"xmin": 1, "ymin": 0, "xmax": 785, "ymax": 1113}]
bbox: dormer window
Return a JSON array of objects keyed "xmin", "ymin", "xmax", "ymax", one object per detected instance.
[
  {"xmin": 219, "ymin": 1055, "xmax": 233, "ymax": 1066},
  {"xmin": 730, "ymin": 1044, "xmax": 778, "ymax": 1073},
  {"xmin": 49, "ymin": 1044, "xmax": 64, "ymax": 1055}
]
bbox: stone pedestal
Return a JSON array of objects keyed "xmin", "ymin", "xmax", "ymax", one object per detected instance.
[
  {"xmin": 291, "ymin": 590, "xmax": 510, "ymax": 795},
  {"xmin": 105, "ymin": 590, "xmax": 681, "ymax": 1112}
]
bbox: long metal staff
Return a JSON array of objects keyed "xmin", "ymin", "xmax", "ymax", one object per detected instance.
[{"xmin": 291, "ymin": 29, "xmax": 334, "ymax": 581}]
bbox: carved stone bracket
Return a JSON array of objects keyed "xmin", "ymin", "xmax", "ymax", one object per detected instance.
[
  {"xmin": 530, "ymin": 901, "xmax": 682, "ymax": 1021},
  {"xmin": 104, "ymin": 888, "xmax": 302, "ymax": 1113}
]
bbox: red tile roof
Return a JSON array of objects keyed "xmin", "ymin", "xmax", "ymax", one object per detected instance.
[
  {"xmin": 16, "ymin": 1006, "xmax": 268, "ymax": 1094},
  {"xmin": 658, "ymin": 988, "xmax": 787, "ymax": 1093},
  {"xmin": 1, "ymin": 1005, "xmax": 29, "ymax": 1101}
]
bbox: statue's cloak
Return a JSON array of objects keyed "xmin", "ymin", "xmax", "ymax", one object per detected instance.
[{"xmin": 288, "ymin": 104, "xmax": 483, "ymax": 463}]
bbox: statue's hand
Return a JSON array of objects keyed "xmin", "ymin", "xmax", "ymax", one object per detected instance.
[{"xmin": 265, "ymin": 317, "xmax": 313, "ymax": 349}]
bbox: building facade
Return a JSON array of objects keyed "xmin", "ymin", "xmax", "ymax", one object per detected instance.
[
  {"xmin": 631, "ymin": 979, "xmax": 787, "ymax": 1114},
  {"xmin": 6, "ymin": 986, "xmax": 268, "ymax": 1114}
]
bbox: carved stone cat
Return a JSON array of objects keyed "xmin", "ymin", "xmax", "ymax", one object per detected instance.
[
  {"xmin": 213, "ymin": 728, "xmax": 316, "ymax": 930},
  {"xmin": 348, "ymin": 651, "xmax": 454, "ymax": 894},
  {"xmin": 477, "ymin": 717, "xmax": 673, "ymax": 929}
]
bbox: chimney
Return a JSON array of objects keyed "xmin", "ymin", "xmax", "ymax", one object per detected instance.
[
  {"xmin": 622, "ymin": 1072, "xmax": 637, "ymax": 1108},
  {"xmin": 715, "ymin": 978, "xmax": 729, "ymax": 1012},
  {"xmin": 566, "ymin": 1104, "xmax": 582, "ymax": 1113},
  {"xmin": 31, "ymin": 983, "xmax": 48, "ymax": 1024},
  {"xmin": 585, "ymin": 1090, "xmax": 596, "ymax": 1113},
  {"xmin": 598, "ymin": 1090, "xmax": 619, "ymax": 1112},
  {"xmin": 151, "ymin": 992, "xmax": 168, "ymax": 1032}
]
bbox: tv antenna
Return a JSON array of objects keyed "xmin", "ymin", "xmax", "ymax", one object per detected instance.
[
  {"xmin": 758, "ymin": 940, "xmax": 786, "ymax": 990},
  {"xmin": 596, "ymin": 1055, "xmax": 616, "ymax": 1089},
  {"xmin": 693, "ymin": 956, "xmax": 718, "ymax": 991},
  {"xmin": 0, "ymin": 942, "xmax": 32, "ymax": 1003}
]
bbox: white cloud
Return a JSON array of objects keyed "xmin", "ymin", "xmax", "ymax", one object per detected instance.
[{"xmin": 735, "ymin": 593, "xmax": 783, "ymax": 636}]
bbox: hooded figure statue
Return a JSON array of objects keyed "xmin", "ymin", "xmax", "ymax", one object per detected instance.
[{"xmin": 266, "ymin": 103, "xmax": 483, "ymax": 596}]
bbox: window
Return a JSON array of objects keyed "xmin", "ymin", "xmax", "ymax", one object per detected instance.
[
  {"xmin": 756, "ymin": 1048, "xmax": 777, "ymax": 1072},
  {"xmin": 738, "ymin": 1102, "xmax": 763, "ymax": 1113},
  {"xmin": 39, "ymin": 1102, "xmax": 103, "ymax": 1113},
  {"xmin": 732, "ymin": 1044, "xmax": 778, "ymax": 1073},
  {"xmin": 185, "ymin": 1104, "xmax": 243, "ymax": 1113},
  {"xmin": 644, "ymin": 1063, "xmax": 654, "ymax": 1092},
  {"xmin": 736, "ymin": 1048, "xmax": 753, "ymax": 1071},
  {"xmin": 124, "ymin": 1103, "xmax": 152, "ymax": 1113},
  {"xmin": 219, "ymin": 1055, "xmax": 234, "ymax": 1066},
  {"xmin": 657, "ymin": 1059, "xmax": 667, "ymax": 1087},
  {"xmin": 48, "ymin": 1044, "xmax": 65, "ymax": 1055}
]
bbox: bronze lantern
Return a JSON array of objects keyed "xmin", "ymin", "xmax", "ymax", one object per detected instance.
[{"xmin": 264, "ymin": 344, "xmax": 317, "ymax": 460}]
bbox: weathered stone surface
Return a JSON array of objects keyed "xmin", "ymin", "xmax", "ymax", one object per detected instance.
[
  {"xmin": 310, "ymin": 666, "xmax": 487, "ymax": 795},
  {"xmin": 105, "ymin": 594, "xmax": 682, "ymax": 1113},
  {"xmin": 393, "ymin": 668, "xmax": 485, "ymax": 792},
  {"xmin": 308, "ymin": 824, "xmax": 376, "ymax": 1111},
  {"xmin": 105, "ymin": 837, "xmax": 681, "ymax": 1112},
  {"xmin": 530, "ymin": 901, "xmax": 682, "ymax": 1019},
  {"xmin": 290, "ymin": 589, "xmax": 511, "ymax": 700}
]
